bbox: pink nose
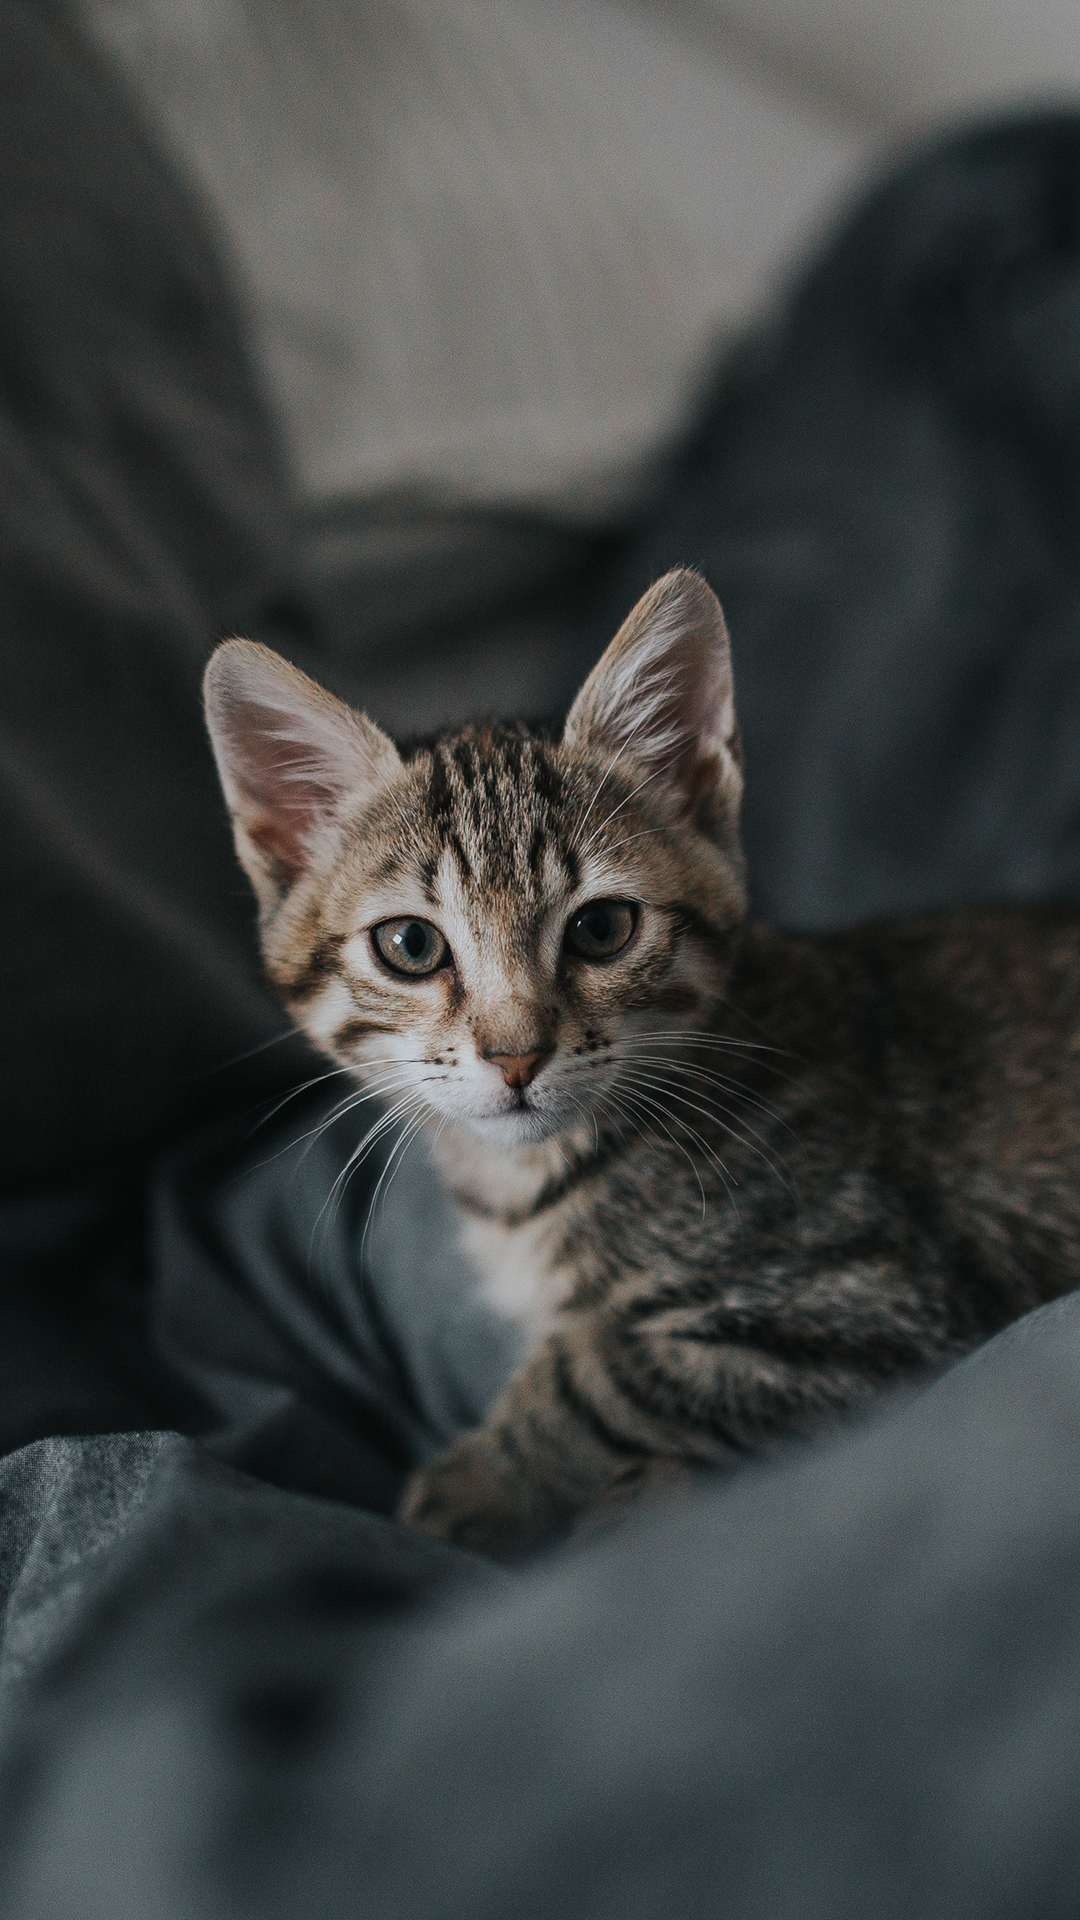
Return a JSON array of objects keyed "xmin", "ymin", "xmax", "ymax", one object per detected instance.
[{"xmin": 483, "ymin": 1046, "xmax": 553, "ymax": 1089}]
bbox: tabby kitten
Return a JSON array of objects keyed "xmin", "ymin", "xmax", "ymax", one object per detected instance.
[{"xmin": 204, "ymin": 569, "xmax": 1080, "ymax": 1556}]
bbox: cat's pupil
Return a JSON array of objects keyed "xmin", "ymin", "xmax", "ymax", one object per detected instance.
[
  {"xmin": 372, "ymin": 916, "xmax": 449, "ymax": 976},
  {"xmin": 565, "ymin": 898, "xmax": 636, "ymax": 960}
]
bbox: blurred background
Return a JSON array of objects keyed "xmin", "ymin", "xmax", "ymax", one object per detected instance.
[
  {"xmin": 78, "ymin": 0, "xmax": 1080, "ymax": 541},
  {"xmin": 68, "ymin": 0, "xmax": 1080, "ymax": 774},
  {"xmin": 82, "ymin": 0, "xmax": 872, "ymax": 537},
  {"xmin": 74, "ymin": 0, "xmax": 875, "ymax": 733},
  {"xmin": 5, "ymin": 0, "xmax": 1080, "ymax": 1562},
  {"xmin": 6, "ymin": 10, "xmax": 1080, "ymax": 1894},
  {"xmin": 11, "ymin": 0, "xmax": 1080, "ymax": 1201}
]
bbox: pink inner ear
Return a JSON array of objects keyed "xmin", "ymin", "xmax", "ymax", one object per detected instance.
[
  {"xmin": 236, "ymin": 714, "xmax": 351, "ymax": 879},
  {"xmin": 222, "ymin": 702, "xmax": 357, "ymax": 885},
  {"xmin": 564, "ymin": 569, "xmax": 740, "ymax": 833},
  {"xmin": 205, "ymin": 637, "xmax": 404, "ymax": 903},
  {"xmin": 234, "ymin": 714, "xmax": 340, "ymax": 879}
]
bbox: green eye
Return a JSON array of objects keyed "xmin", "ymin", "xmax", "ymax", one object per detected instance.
[
  {"xmin": 372, "ymin": 917, "xmax": 450, "ymax": 977},
  {"xmin": 564, "ymin": 899, "xmax": 637, "ymax": 961}
]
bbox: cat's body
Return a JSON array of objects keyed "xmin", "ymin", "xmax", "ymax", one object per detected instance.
[
  {"xmin": 411, "ymin": 903, "xmax": 1080, "ymax": 1549},
  {"xmin": 204, "ymin": 571, "xmax": 1080, "ymax": 1555}
]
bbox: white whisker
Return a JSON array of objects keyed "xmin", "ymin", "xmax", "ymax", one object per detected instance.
[
  {"xmin": 195, "ymin": 1027, "xmax": 302, "ymax": 1077},
  {"xmin": 358, "ymin": 1105, "xmax": 432, "ymax": 1267},
  {"xmin": 610, "ymin": 1045, "xmax": 796, "ymax": 1135},
  {"xmin": 622, "ymin": 1027, "xmax": 788, "ymax": 1059},
  {"xmin": 607, "ymin": 1082, "xmax": 712, "ymax": 1218},
  {"xmin": 574, "ymin": 760, "xmax": 675, "ymax": 866},
  {"xmin": 245, "ymin": 1065, "xmax": 358, "ymax": 1138},
  {"xmin": 308, "ymin": 1090, "xmax": 425, "ymax": 1255},
  {"xmin": 598, "ymin": 827, "xmax": 668, "ymax": 859},
  {"xmin": 617, "ymin": 1080, "xmax": 742, "ymax": 1219},
  {"xmin": 613, "ymin": 1064, "xmax": 794, "ymax": 1197}
]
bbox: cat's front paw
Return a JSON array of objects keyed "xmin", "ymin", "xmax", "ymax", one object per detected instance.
[
  {"xmin": 573, "ymin": 1454, "xmax": 696, "ymax": 1540},
  {"xmin": 400, "ymin": 1433, "xmax": 554, "ymax": 1559}
]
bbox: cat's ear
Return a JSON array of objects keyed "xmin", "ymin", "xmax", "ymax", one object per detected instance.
[
  {"xmin": 203, "ymin": 639, "xmax": 401, "ymax": 913},
  {"xmin": 563, "ymin": 569, "xmax": 741, "ymax": 839}
]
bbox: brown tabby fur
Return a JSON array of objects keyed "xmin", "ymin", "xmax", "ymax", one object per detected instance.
[{"xmin": 204, "ymin": 570, "xmax": 1080, "ymax": 1557}]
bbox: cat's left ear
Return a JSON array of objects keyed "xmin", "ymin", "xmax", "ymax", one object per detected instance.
[
  {"xmin": 204, "ymin": 639, "xmax": 402, "ymax": 915},
  {"xmin": 563, "ymin": 568, "xmax": 741, "ymax": 840}
]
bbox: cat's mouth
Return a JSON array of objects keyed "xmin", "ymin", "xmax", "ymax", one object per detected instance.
[
  {"xmin": 493, "ymin": 1085, "xmax": 546, "ymax": 1132},
  {"xmin": 461, "ymin": 1087, "xmax": 566, "ymax": 1145},
  {"xmin": 417, "ymin": 1062, "xmax": 581, "ymax": 1145}
]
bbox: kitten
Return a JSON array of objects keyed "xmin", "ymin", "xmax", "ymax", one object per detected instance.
[{"xmin": 204, "ymin": 569, "xmax": 1080, "ymax": 1556}]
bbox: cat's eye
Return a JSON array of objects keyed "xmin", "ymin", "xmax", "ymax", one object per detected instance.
[
  {"xmin": 372, "ymin": 917, "xmax": 451, "ymax": 977},
  {"xmin": 564, "ymin": 898, "xmax": 637, "ymax": 961}
]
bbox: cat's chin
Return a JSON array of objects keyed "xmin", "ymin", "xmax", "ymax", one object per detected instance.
[{"xmin": 453, "ymin": 1103, "xmax": 569, "ymax": 1150}]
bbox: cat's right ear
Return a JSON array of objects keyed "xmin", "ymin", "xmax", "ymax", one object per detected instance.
[
  {"xmin": 203, "ymin": 640, "xmax": 401, "ymax": 914},
  {"xmin": 563, "ymin": 568, "xmax": 742, "ymax": 843}
]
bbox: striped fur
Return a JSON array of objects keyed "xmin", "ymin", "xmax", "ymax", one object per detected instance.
[{"xmin": 205, "ymin": 571, "xmax": 1080, "ymax": 1557}]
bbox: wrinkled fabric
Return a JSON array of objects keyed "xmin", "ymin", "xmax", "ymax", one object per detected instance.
[
  {"xmin": 152, "ymin": 1091, "xmax": 523, "ymax": 1512},
  {"xmin": 0, "ymin": 0, "xmax": 310, "ymax": 1196},
  {"xmin": 4, "ymin": 1300, "xmax": 1080, "ymax": 1915},
  {"xmin": 610, "ymin": 112, "xmax": 1080, "ymax": 929},
  {"xmin": 6, "ymin": 21, "xmax": 1080, "ymax": 1915},
  {"xmin": 0, "ymin": 0, "xmax": 606, "ymax": 1199}
]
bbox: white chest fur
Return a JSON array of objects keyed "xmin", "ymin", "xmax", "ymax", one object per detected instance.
[
  {"xmin": 435, "ymin": 1123, "xmax": 581, "ymax": 1352},
  {"xmin": 456, "ymin": 1206, "xmax": 574, "ymax": 1351}
]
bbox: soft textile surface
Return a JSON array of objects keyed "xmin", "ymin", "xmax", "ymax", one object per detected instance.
[
  {"xmin": 607, "ymin": 111, "xmax": 1080, "ymax": 926},
  {"xmin": 0, "ymin": 0, "xmax": 309, "ymax": 1194},
  {"xmin": 79, "ymin": 0, "xmax": 867, "ymax": 518},
  {"xmin": 693, "ymin": 0, "xmax": 1080, "ymax": 130},
  {"xmin": 7, "ymin": 11, "xmax": 1080, "ymax": 1909},
  {"xmin": 151, "ymin": 1090, "xmax": 524, "ymax": 1513},
  {"xmin": 5, "ymin": 1300, "xmax": 1080, "ymax": 1914}
]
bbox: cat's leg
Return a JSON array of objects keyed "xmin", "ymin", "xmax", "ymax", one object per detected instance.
[
  {"xmin": 399, "ymin": 1320, "xmax": 706, "ymax": 1557},
  {"xmin": 400, "ymin": 1245, "xmax": 950, "ymax": 1556}
]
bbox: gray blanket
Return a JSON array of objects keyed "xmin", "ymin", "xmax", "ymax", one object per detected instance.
[
  {"xmin": 5, "ymin": 1297, "xmax": 1080, "ymax": 1915},
  {"xmin": 5, "ymin": 6, "xmax": 1080, "ymax": 1910}
]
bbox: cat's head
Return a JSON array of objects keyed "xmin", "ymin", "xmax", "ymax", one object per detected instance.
[{"xmin": 204, "ymin": 568, "xmax": 746, "ymax": 1150}]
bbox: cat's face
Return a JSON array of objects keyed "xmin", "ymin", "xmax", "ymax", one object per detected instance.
[{"xmin": 205, "ymin": 570, "xmax": 746, "ymax": 1151}]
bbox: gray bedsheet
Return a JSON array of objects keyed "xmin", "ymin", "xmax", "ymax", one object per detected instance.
[
  {"xmin": 6, "ymin": 7, "xmax": 1080, "ymax": 1910},
  {"xmin": 152, "ymin": 1091, "xmax": 524, "ymax": 1511},
  {"xmin": 4, "ymin": 1296, "xmax": 1080, "ymax": 1915}
]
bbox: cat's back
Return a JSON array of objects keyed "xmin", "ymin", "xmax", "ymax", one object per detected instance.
[
  {"xmin": 750, "ymin": 897, "xmax": 1080, "ymax": 1093},
  {"xmin": 729, "ymin": 900, "xmax": 1080, "ymax": 1274},
  {"xmin": 574, "ymin": 899, "xmax": 1080, "ymax": 1341},
  {"xmin": 575, "ymin": 900, "xmax": 1080, "ymax": 1239}
]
